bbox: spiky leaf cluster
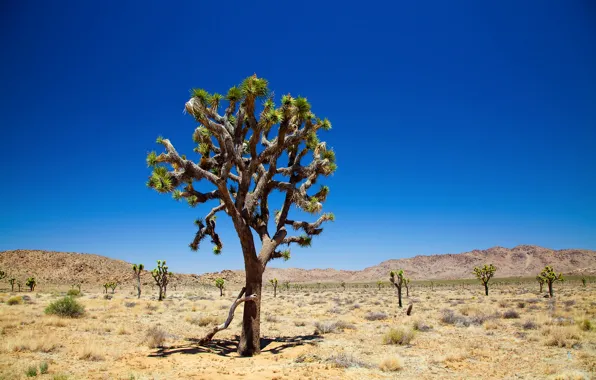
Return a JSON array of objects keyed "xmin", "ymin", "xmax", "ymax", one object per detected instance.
[
  {"xmin": 539, "ymin": 266, "xmax": 564, "ymax": 284},
  {"xmin": 146, "ymin": 75, "xmax": 336, "ymax": 265},
  {"xmin": 473, "ymin": 264, "xmax": 496, "ymax": 285}
]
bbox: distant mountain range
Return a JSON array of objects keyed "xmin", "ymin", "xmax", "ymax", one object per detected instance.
[{"xmin": 1, "ymin": 245, "xmax": 594, "ymax": 287}]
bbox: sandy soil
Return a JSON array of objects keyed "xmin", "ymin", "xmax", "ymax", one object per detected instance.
[{"xmin": 0, "ymin": 281, "xmax": 594, "ymax": 379}]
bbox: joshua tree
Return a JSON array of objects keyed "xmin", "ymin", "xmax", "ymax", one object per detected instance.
[
  {"xmin": 103, "ymin": 283, "xmax": 109, "ymax": 294},
  {"xmin": 215, "ymin": 278, "xmax": 225, "ymax": 297},
  {"xmin": 72, "ymin": 283, "xmax": 81, "ymax": 292},
  {"xmin": 536, "ymin": 275, "xmax": 545, "ymax": 293},
  {"xmin": 581, "ymin": 277, "xmax": 586, "ymax": 287},
  {"xmin": 376, "ymin": 280, "xmax": 383, "ymax": 290},
  {"xmin": 145, "ymin": 76, "xmax": 336, "ymax": 356},
  {"xmin": 151, "ymin": 260, "xmax": 169, "ymax": 301},
  {"xmin": 132, "ymin": 264, "xmax": 144, "ymax": 299},
  {"xmin": 17, "ymin": 280, "xmax": 22, "ymax": 292},
  {"xmin": 26, "ymin": 277, "xmax": 36, "ymax": 292},
  {"xmin": 0, "ymin": 270, "xmax": 6, "ymax": 281},
  {"xmin": 539, "ymin": 266, "xmax": 564, "ymax": 297},
  {"xmin": 389, "ymin": 270, "xmax": 405, "ymax": 308},
  {"xmin": 269, "ymin": 278, "xmax": 278, "ymax": 298},
  {"xmin": 404, "ymin": 277, "xmax": 411, "ymax": 297},
  {"xmin": 473, "ymin": 264, "xmax": 496, "ymax": 296},
  {"xmin": 340, "ymin": 280, "xmax": 346, "ymax": 291},
  {"xmin": 282, "ymin": 280, "xmax": 290, "ymax": 292},
  {"xmin": 8, "ymin": 278, "xmax": 16, "ymax": 292},
  {"xmin": 108, "ymin": 281, "xmax": 118, "ymax": 294}
]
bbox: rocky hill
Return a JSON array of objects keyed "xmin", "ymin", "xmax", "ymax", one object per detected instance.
[{"xmin": 1, "ymin": 245, "xmax": 594, "ymax": 287}]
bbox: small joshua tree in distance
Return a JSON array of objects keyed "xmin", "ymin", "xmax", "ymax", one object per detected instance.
[
  {"xmin": 151, "ymin": 260, "xmax": 169, "ymax": 301},
  {"xmin": 26, "ymin": 277, "xmax": 36, "ymax": 292},
  {"xmin": 581, "ymin": 277, "xmax": 586, "ymax": 287},
  {"xmin": 0, "ymin": 270, "xmax": 6, "ymax": 281},
  {"xmin": 103, "ymin": 283, "xmax": 109, "ymax": 294},
  {"xmin": 536, "ymin": 275, "xmax": 545, "ymax": 293},
  {"xmin": 539, "ymin": 266, "xmax": 564, "ymax": 298},
  {"xmin": 404, "ymin": 277, "xmax": 411, "ymax": 297},
  {"xmin": 108, "ymin": 281, "xmax": 118, "ymax": 294},
  {"xmin": 269, "ymin": 278, "xmax": 278, "ymax": 298},
  {"xmin": 282, "ymin": 280, "xmax": 290, "ymax": 292},
  {"xmin": 132, "ymin": 264, "xmax": 144, "ymax": 299},
  {"xmin": 215, "ymin": 278, "xmax": 225, "ymax": 297},
  {"xmin": 473, "ymin": 264, "xmax": 496, "ymax": 296},
  {"xmin": 8, "ymin": 278, "xmax": 16, "ymax": 292},
  {"xmin": 376, "ymin": 280, "xmax": 383, "ymax": 291},
  {"xmin": 389, "ymin": 270, "xmax": 405, "ymax": 308},
  {"xmin": 340, "ymin": 280, "xmax": 346, "ymax": 291}
]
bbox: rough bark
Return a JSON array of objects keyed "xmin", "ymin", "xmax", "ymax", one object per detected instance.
[
  {"xmin": 197, "ymin": 287, "xmax": 257, "ymax": 345},
  {"xmin": 484, "ymin": 283, "xmax": 489, "ymax": 296},
  {"xmin": 238, "ymin": 255, "xmax": 263, "ymax": 356},
  {"xmin": 548, "ymin": 282, "xmax": 553, "ymax": 297}
]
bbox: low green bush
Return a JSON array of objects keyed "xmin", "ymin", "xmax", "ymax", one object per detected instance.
[{"xmin": 45, "ymin": 296, "xmax": 85, "ymax": 318}]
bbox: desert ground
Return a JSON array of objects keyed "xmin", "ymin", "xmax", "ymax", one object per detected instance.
[{"xmin": 0, "ymin": 279, "xmax": 595, "ymax": 380}]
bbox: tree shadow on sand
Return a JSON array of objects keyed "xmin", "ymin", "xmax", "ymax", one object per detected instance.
[{"xmin": 148, "ymin": 334, "xmax": 323, "ymax": 358}]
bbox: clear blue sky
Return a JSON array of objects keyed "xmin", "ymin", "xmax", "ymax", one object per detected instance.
[{"xmin": 1, "ymin": 1, "xmax": 595, "ymax": 274}]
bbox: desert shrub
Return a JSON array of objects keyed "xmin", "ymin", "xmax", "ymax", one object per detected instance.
[
  {"xmin": 383, "ymin": 327, "xmax": 416, "ymax": 345},
  {"xmin": 579, "ymin": 319, "xmax": 592, "ymax": 331},
  {"xmin": 326, "ymin": 353, "xmax": 370, "ymax": 368},
  {"xmin": 145, "ymin": 326, "xmax": 167, "ymax": 348},
  {"xmin": 314, "ymin": 320, "xmax": 355, "ymax": 335},
  {"xmin": 413, "ymin": 319, "xmax": 433, "ymax": 331},
  {"xmin": 365, "ymin": 311, "xmax": 388, "ymax": 321},
  {"xmin": 440, "ymin": 309, "xmax": 470, "ymax": 327},
  {"xmin": 379, "ymin": 356, "xmax": 403, "ymax": 372},
  {"xmin": 25, "ymin": 366, "xmax": 37, "ymax": 377},
  {"xmin": 517, "ymin": 302, "xmax": 525, "ymax": 309},
  {"xmin": 498, "ymin": 300, "xmax": 508, "ymax": 308},
  {"xmin": 45, "ymin": 297, "xmax": 85, "ymax": 318},
  {"xmin": 265, "ymin": 314, "xmax": 279, "ymax": 323},
  {"xmin": 543, "ymin": 326, "xmax": 581, "ymax": 348},
  {"xmin": 503, "ymin": 310, "xmax": 520, "ymax": 319},
  {"xmin": 197, "ymin": 315, "xmax": 220, "ymax": 327},
  {"xmin": 563, "ymin": 300, "xmax": 575, "ymax": 307},
  {"xmin": 66, "ymin": 289, "xmax": 81, "ymax": 297},
  {"xmin": 124, "ymin": 302, "xmax": 137, "ymax": 308},
  {"xmin": 522, "ymin": 320, "xmax": 538, "ymax": 330},
  {"xmin": 53, "ymin": 375, "xmax": 69, "ymax": 380},
  {"xmin": 7, "ymin": 296, "xmax": 23, "ymax": 305},
  {"xmin": 39, "ymin": 362, "xmax": 49, "ymax": 374},
  {"xmin": 294, "ymin": 320, "xmax": 306, "ymax": 327},
  {"xmin": 328, "ymin": 306, "xmax": 343, "ymax": 314}
]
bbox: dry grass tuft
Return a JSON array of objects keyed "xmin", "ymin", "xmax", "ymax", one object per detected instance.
[
  {"xmin": 383, "ymin": 327, "xmax": 416, "ymax": 345},
  {"xmin": 379, "ymin": 356, "xmax": 403, "ymax": 372}
]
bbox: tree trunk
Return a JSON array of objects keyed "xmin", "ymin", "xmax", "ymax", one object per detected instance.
[
  {"xmin": 397, "ymin": 286, "xmax": 402, "ymax": 308},
  {"xmin": 484, "ymin": 283, "xmax": 489, "ymax": 296},
  {"xmin": 406, "ymin": 286, "xmax": 409, "ymax": 297},
  {"xmin": 539, "ymin": 283, "xmax": 543, "ymax": 293},
  {"xmin": 238, "ymin": 257, "xmax": 263, "ymax": 356},
  {"xmin": 548, "ymin": 282, "xmax": 553, "ymax": 297},
  {"xmin": 219, "ymin": 287, "xmax": 223, "ymax": 297},
  {"xmin": 136, "ymin": 275, "xmax": 141, "ymax": 299},
  {"xmin": 273, "ymin": 285, "xmax": 276, "ymax": 298}
]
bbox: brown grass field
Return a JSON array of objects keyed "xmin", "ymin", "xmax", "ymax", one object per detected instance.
[{"xmin": 0, "ymin": 279, "xmax": 594, "ymax": 379}]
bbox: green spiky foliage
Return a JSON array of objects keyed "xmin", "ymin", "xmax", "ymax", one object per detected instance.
[
  {"xmin": 269, "ymin": 278, "xmax": 278, "ymax": 298},
  {"xmin": 376, "ymin": 280, "xmax": 383, "ymax": 290},
  {"xmin": 581, "ymin": 277, "xmax": 586, "ymax": 287},
  {"xmin": 539, "ymin": 266, "xmax": 564, "ymax": 297},
  {"xmin": 8, "ymin": 278, "xmax": 16, "ymax": 292},
  {"xmin": 151, "ymin": 260, "xmax": 169, "ymax": 301},
  {"xmin": 536, "ymin": 275, "xmax": 545, "ymax": 293},
  {"xmin": 0, "ymin": 270, "xmax": 6, "ymax": 281},
  {"xmin": 473, "ymin": 264, "xmax": 496, "ymax": 296},
  {"xmin": 107, "ymin": 281, "xmax": 118, "ymax": 294},
  {"xmin": 132, "ymin": 264, "xmax": 144, "ymax": 299},
  {"xmin": 389, "ymin": 270, "xmax": 405, "ymax": 308},
  {"xmin": 146, "ymin": 75, "xmax": 337, "ymax": 357},
  {"xmin": 103, "ymin": 283, "xmax": 109, "ymax": 294},
  {"xmin": 215, "ymin": 278, "xmax": 225, "ymax": 297},
  {"xmin": 25, "ymin": 277, "xmax": 36, "ymax": 292}
]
